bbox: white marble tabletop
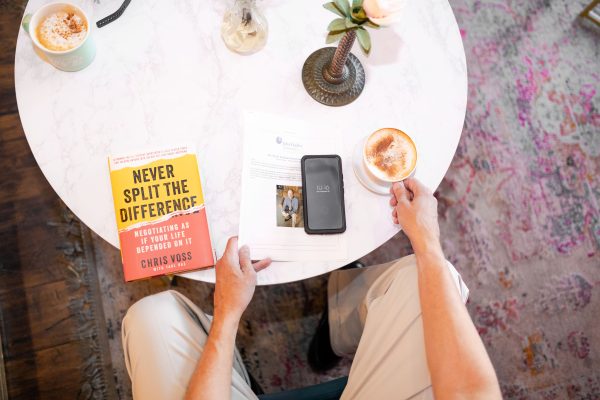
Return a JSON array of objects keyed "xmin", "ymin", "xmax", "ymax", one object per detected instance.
[{"xmin": 15, "ymin": 0, "xmax": 467, "ymax": 285}]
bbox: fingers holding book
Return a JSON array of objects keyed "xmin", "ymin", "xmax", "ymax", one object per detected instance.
[{"xmin": 214, "ymin": 237, "xmax": 272, "ymax": 322}]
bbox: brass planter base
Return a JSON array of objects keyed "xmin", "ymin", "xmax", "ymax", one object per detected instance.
[{"xmin": 302, "ymin": 47, "xmax": 365, "ymax": 107}]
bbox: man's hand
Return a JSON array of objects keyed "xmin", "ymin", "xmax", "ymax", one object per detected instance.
[
  {"xmin": 186, "ymin": 239, "xmax": 271, "ymax": 400},
  {"xmin": 213, "ymin": 237, "xmax": 271, "ymax": 324},
  {"xmin": 390, "ymin": 179, "xmax": 502, "ymax": 399},
  {"xmin": 389, "ymin": 178, "xmax": 441, "ymax": 255}
]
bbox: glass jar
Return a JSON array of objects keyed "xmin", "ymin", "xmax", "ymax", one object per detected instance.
[{"xmin": 221, "ymin": 0, "xmax": 268, "ymax": 55}]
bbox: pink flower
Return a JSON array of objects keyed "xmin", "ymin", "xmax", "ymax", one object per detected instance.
[{"xmin": 362, "ymin": 0, "xmax": 406, "ymax": 26}]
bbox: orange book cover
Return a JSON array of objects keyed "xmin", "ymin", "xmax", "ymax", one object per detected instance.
[{"xmin": 108, "ymin": 146, "xmax": 215, "ymax": 281}]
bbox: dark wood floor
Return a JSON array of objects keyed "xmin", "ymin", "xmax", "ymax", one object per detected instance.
[{"xmin": 0, "ymin": 2, "xmax": 117, "ymax": 398}]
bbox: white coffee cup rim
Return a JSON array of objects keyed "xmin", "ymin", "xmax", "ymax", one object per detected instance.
[
  {"xmin": 25, "ymin": 2, "xmax": 91, "ymax": 55},
  {"xmin": 362, "ymin": 128, "xmax": 418, "ymax": 183}
]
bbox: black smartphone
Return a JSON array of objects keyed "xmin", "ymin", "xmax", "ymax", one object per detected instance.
[{"xmin": 300, "ymin": 155, "xmax": 346, "ymax": 234}]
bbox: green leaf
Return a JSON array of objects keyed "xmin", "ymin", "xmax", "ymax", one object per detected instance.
[
  {"xmin": 323, "ymin": 2, "xmax": 345, "ymax": 18},
  {"xmin": 356, "ymin": 27, "xmax": 371, "ymax": 55},
  {"xmin": 326, "ymin": 30, "xmax": 346, "ymax": 44},
  {"xmin": 333, "ymin": 0, "xmax": 350, "ymax": 17},
  {"xmin": 352, "ymin": 0, "xmax": 363, "ymax": 8},
  {"xmin": 365, "ymin": 20, "xmax": 381, "ymax": 28},
  {"xmin": 351, "ymin": 7, "xmax": 367, "ymax": 21},
  {"xmin": 345, "ymin": 18, "xmax": 358, "ymax": 28},
  {"xmin": 328, "ymin": 18, "xmax": 347, "ymax": 32}
]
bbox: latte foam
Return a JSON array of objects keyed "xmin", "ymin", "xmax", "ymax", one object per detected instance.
[
  {"xmin": 364, "ymin": 128, "xmax": 417, "ymax": 182},
  {"xmin": 37, "ymin": 11, "xmax": 87, "ymax": 52}
]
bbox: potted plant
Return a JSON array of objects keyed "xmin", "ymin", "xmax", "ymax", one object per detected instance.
[{"xmin": 302, "ymin": 0, "xmax": 405, "ymax": 106}]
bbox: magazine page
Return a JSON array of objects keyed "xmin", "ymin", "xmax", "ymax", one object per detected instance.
[{"xmin": 238, "ymin": 111, "xmax": 347, "ymax": 261}]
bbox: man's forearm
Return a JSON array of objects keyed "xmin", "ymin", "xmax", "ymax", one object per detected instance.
[
  {"xmin": 415, "ymin": 245, "xmax": 501, "ymax": 399},
  {"xmin": 185, "ymin": 316, "xmax": 238, "ymax": 400}
]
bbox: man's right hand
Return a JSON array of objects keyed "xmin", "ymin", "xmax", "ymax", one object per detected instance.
[
  {"xmin": 391, "ymin": 178, "xmax": 503, "ymax": 399},
  {"xmin": 390, "ymin": 178, "xmax": 441, "ymax": 255}
]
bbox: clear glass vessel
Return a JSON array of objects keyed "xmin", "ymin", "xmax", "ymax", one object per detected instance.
[{"xmin": 221, "ymin": 0, "xmax": 268, "ymax": 55}]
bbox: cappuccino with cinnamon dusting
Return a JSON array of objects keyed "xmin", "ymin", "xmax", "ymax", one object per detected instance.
[
  {"xmin": 36, "ymin": 10, "xmax": 87, "ymax": 51},
  {"xmin": 364, "ymin": 128, "xmax": 417, "ymax": 182}
]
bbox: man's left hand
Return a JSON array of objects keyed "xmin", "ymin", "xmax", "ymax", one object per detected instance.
[{"xmin": 213, "ymin": 237, "xmax": 271, "ymax": 324}]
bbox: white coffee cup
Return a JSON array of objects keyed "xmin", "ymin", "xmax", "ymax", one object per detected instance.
[
  {"xmin": 363, "ymin": 128, "xmax": 418, "ymax": 182},
  {"xmin": 352, "ymin": 128, "xmax": 418, "ymax": 195},
  {"xmin": 21, "ymin": 2, "xmax": 96, "ymax": 72}
]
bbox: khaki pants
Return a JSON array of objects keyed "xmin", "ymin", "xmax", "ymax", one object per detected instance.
[{"xmin": 122, "ymin": 255, "xmax": 469, "ymax": 400}]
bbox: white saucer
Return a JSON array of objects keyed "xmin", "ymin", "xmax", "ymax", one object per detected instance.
[{"xmin": 352, "ymin": 137, "xmax": 392, "ymax": 195}]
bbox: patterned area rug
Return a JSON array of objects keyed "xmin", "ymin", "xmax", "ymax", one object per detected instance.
[
  {"xmin": 444, "ymin": 0, "xmax": 600, "ymax": 397},
  {"xmin": 94, "ymin": 0, "xmax": 600, "ymax": 398},
  {"xmin": 369, "ymin": 0, "xmax": 600, "ymax": 398}
]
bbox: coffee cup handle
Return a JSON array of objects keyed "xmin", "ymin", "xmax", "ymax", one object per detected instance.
[{"xmin": 22, "ymin": 14, "xmax": 32, "ymax": 35}]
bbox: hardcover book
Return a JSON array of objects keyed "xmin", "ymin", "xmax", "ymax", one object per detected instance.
[{"xmin": 108, "ymin": 146, "xmax": 215, "ymax": 281}]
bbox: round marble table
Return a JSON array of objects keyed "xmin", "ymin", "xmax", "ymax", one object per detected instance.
[{"xmin": 15, "ymin": 0, "xmax": 467, "ymax": 284}]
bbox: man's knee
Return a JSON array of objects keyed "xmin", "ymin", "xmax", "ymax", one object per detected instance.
[
  {"xmin": 375, "ymin": 254, "xmax": 468, "ymax": 303},
  {"xmin": 122, "ymin": 290, "xmax": 182, "ymax": 334}
]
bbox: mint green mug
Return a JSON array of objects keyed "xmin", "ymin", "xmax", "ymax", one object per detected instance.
[{"xmin": 22, "ymin": 2, "xmax": 96, "ymax": 72}]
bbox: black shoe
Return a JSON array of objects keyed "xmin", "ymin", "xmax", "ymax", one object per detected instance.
[
  {"xmin": 247, "ymin": 371, "xmax": 264, "ymax": 395},
  {"xmin": 307, "ymin": 307, "xmax": 342, "ymax": 373},
  {"xmin": 340, "ymin": 260, "xmax": 365, "ymax": 270}
]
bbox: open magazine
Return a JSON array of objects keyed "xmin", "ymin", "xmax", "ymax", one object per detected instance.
[{"xmin": 238, "ymin": 111, "xmax": 348, "ymax": 261}]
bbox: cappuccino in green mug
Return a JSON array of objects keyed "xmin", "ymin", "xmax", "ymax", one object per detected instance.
[{"xmin": 22, "ymin": 2, "xmax": 96, "ymax": 72}]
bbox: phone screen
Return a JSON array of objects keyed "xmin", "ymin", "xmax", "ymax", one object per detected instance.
[{"xmin": 301, "ymin": 155, "xmax": 346, "ymax": 234}]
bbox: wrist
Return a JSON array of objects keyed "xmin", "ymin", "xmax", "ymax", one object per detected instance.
[
  {"xmin": 414, "ymin": 245, "xmax": 449, "ymax": 283},
  {"xmin": 206, "ymin": 313, "xmax": 238, "ymax": 360},
  {"xmin": 212, "ymin": 309, "xmax": 241, "ymax": 331},
  {"xmin": 411, "ymin": 236, "xmax": 444, "ymax": 260}
]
